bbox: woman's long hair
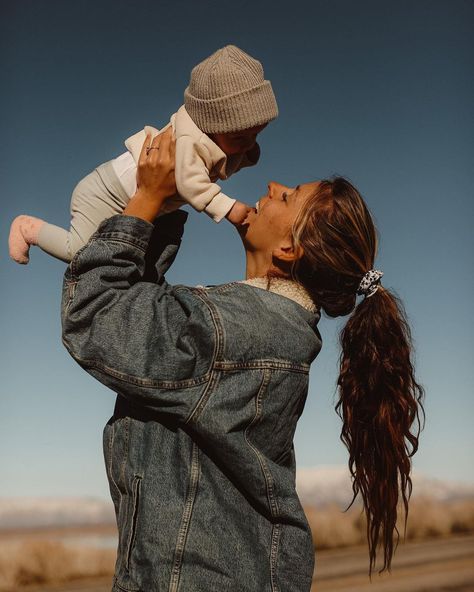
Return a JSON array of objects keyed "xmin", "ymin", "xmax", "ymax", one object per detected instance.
[{"xmin": 291, "ymin": 177, "xmax": 425, "ymax": 574}]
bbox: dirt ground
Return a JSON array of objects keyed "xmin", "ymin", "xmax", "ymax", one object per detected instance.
[
  {"xmin": 312, "ymin": 534, "xmax": 474, "ymax": 591},
  {"xmin": 10, "ymin": 534, "xmax": 474, "ymax": 592}
]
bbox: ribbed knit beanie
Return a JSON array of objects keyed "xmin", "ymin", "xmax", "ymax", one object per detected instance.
[{"xmin": 184, "ymin": 45, "xmax": 278, "ymax": 134}]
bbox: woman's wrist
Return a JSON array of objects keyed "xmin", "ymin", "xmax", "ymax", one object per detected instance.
[{"xmin": 122, "ymin": 189, "xmax": 168, "ymax": 223}]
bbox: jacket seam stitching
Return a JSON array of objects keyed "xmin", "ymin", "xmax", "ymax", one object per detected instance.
[
  {"xmin": 243, "ymin": 368, "xmax": 281, "ymax": 591},
  {"xmin": 96, "ymin": 235, "xmax": 149, "ymax": 253},
  {"xmin": 270, "ymin": 524, "xmax": 281, "ymax": 592},
  {"xmin": 112, "ymin": 417, "xmax": 130, "ymax": 591},
  {"xmin": 112, "ymin": 577, "xmax": 140, "ymax": 592},
  {"xmin": 107, "ymin": 422, "xmax": 121, "ymax": 513},
  {"xmin": 185, "ymin": 371, "xmax": 220, "ymax": 425},
  {"xmin": 64, "ymin": 280, "xmax": 78, "ymax": 312},
  {"xmin": 63, "ymin": 351, "xmax": 210, "ymax": 389},
  {"xmin": 184, "ymin": 290, "xmax": 224, "ymax": 424},
  {"xmin": 214, "ymin": 360, "xmax": 310, "ymax": 373},
  {"xmin": 120, "ymin": 417, "xmax": 130, "ymax": 494},
  {"xmin": 243, "ymin": 369, "xmax": 280, "ymax": 517},
  {"xmin": 125, "ymin": 475, "xmax": 142, "ymax": 571},
  {"xmin": 168, "ymin": 442, "xmax": 200, "ymax": 592},
  {"xmin": 120, "ymin": 417, "xmax": 130, "ymax": 561}
]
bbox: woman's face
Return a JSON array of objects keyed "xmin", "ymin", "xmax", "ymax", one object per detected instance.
[{"xmin": 238, "ymin": 181, "xmax": 319, "ymax": 257}]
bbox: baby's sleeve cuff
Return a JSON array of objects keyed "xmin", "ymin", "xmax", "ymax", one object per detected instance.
[{"xmin": 204, "ymin": 193, "xmax": 237, "ymax": 223}]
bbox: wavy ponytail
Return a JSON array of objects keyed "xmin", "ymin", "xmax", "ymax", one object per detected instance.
[
  {"xmin": 291, "ymin": 177, "xmax": 425, "ymax": 574},
  {"xmin": 337, "ymin": 287, "xmax": 424, "ymax": 574}
]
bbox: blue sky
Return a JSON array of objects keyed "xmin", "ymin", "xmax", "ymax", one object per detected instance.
[{"xmin": 1, "ymin": 0, "xmax": 473, "ymax": 498}]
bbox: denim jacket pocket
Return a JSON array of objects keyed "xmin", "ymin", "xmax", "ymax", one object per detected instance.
[
  {"xmin": 103, "ymin": 420, "xmax": 121, "ymax": 511},
  {"xmin": 61, "ymin": 277, "xmax": 77, "ymax": 315},
  {"xmin": 126, "ymin": 474, "xmax": 142, "ymax": 569},
  {"xmin": 115, "ymin": 473, "xmax": 142, "ymax": 592}
]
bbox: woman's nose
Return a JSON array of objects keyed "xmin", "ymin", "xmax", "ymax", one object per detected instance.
[{"xmin": 268, "ymin": 182, "xmax": 289, "ymax": 198}]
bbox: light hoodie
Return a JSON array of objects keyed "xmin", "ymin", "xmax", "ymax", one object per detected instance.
[{"xmin": 123, "ymin": 105, "xmax": 260, "ymax": 222}]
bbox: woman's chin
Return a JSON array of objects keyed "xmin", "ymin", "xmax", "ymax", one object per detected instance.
[
  {"xmin": 233, "ymin": 218, "xmax": 252, "ymax": 244},
  {"xmin": 238, "ymin": 207, "xmax": 258, "ymax": 234},
  {"xmin": 235, "ymin": 219, "xmax": 249, "ymax": 239}
]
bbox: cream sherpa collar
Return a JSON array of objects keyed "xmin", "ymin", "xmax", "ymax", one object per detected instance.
[{"xmin": 238, "ymin": 277, "xmax": 318, "ymax": 313}]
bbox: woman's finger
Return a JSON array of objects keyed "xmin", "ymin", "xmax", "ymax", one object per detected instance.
[
  {"xmin": 165, "ymin": 127, "xmax": 176, "ymax": 163},
  {"xmin": 145, "ymin": 132, "xmax": 164, "ymax": 165},
  {"xmin": 148, "ymin": 128, "xmax": 172, "ymax": 164},
  {"xmin": 139, "ymin": 133, "xmax": 152, "ymax": 166},
  {"xmin": 169, "ymin": 128, "xmax": 176, "ymax": 162},
  {"xmin": 150, "ymin": 130, "xmax": 162, "ymax": 147},
  {"xmin": 158, "ymin": 127, "xmax": 172, "ymax": 161}
]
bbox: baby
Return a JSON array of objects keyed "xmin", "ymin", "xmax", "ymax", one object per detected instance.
[{"xmin": 9, "ymin": 45, "xmax": 278, "ymax": 264}]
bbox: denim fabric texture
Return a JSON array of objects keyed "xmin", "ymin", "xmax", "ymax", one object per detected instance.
[{"xmin": 61, "ymin": 211, "xmax": 322, "ymax": 592}]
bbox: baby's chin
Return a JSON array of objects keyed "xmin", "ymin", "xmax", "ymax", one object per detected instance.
[{"xmin": 224, "ymin": 150, "xmax": 245, "ymax": 157}]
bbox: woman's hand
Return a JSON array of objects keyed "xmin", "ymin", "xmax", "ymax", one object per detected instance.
[
  {"xmin": 123, "ymin": 127, "xmax": 176, "ymax": 222},
  {"xmin": 137, "ymin": 127, "xmax": 176, "ymax": 198}
]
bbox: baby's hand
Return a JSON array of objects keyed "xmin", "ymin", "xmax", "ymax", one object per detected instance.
[{"xmin": 225, "ymin": 200, "xmax": 252, "ymax": 226}]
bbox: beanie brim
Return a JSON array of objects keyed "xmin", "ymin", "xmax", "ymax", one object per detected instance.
[{"xmin": 184, "ymin": 80, "xmax": 278, "ymax": 134}]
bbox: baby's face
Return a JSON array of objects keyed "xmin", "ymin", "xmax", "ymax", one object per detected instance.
[{"xmin": 209, "ymin": 124, "xmax": 267, "ymax": 156}]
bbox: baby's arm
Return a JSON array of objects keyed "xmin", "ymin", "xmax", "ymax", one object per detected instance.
[
  {"xmin": 176, "ymin": 136, "xmax": 240, "ymax": 223},
  {"xmin": 224, "ymin": 144, "xmax": 260, "ymax": 223},
  {"xmin": 225, "ymin": 201, "xmax": 252, "ymax": 225}
]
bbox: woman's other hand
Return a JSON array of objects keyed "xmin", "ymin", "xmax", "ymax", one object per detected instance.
[{"xmin": 123, "ymin": 127, "xmax": 176, "ymax": 222}]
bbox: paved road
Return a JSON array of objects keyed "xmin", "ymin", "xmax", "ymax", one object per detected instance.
[{"xmin": 19, "ymin": 535, "xmax": 474, "ymax": 592}]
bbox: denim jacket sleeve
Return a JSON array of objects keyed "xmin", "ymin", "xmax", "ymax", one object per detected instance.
[{"xmin": 61, "ymin": 212, "xmax": 215, "ymax": 421}]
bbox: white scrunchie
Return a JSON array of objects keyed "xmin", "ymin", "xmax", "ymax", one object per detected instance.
[{"xmin": 357, "ymin": 269, "xmax": 384, "ymax": 298}]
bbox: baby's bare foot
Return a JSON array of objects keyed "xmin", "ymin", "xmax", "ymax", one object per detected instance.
[{"xmin": 8, "ymin": 215, "xmax": 45, "ymax": 264}]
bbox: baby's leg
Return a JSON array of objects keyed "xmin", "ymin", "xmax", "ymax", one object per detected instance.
[
  {"xmin": 43, "ymin": 162, "xmax": 130, "ymax": 262},
  {"xmin": 9, "ymin": 161, "xmax": 130, "ymax": 264}
]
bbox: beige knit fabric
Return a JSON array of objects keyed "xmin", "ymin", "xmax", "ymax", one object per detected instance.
[{"xmin": 184, "ymin": 45, "xmax": 278, "ymax": 134}]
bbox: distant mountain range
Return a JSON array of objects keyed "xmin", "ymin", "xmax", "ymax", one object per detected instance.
[
  {"xmin": 1, "ymin": 467, "xmax": 473, "ymax": 530},
  {"xmin": 295, "ymin": 466, "xmax": 474, "ymax": 508},
  {"xmin": 0, "ymin": 497, "xmax": 115, "ymax": 530}
]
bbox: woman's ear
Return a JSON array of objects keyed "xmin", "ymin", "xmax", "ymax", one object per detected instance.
[{"xmin": 272, "ymin": 240, "xmax": 304, "ymax": 263}]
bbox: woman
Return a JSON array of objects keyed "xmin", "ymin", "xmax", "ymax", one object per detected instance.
[{"xmin": 62, "ymin": 129, "xmax": 424, "ymax": 592}]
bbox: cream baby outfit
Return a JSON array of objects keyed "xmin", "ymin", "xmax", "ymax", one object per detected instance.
[{"xmin": 124, "ymin": 105, "xmax": 261, "ymax": 223}]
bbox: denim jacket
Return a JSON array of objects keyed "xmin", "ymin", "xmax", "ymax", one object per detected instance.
[{"xmin": 61, "ymin": 212, "xmax": 322, "ymax": 592}]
